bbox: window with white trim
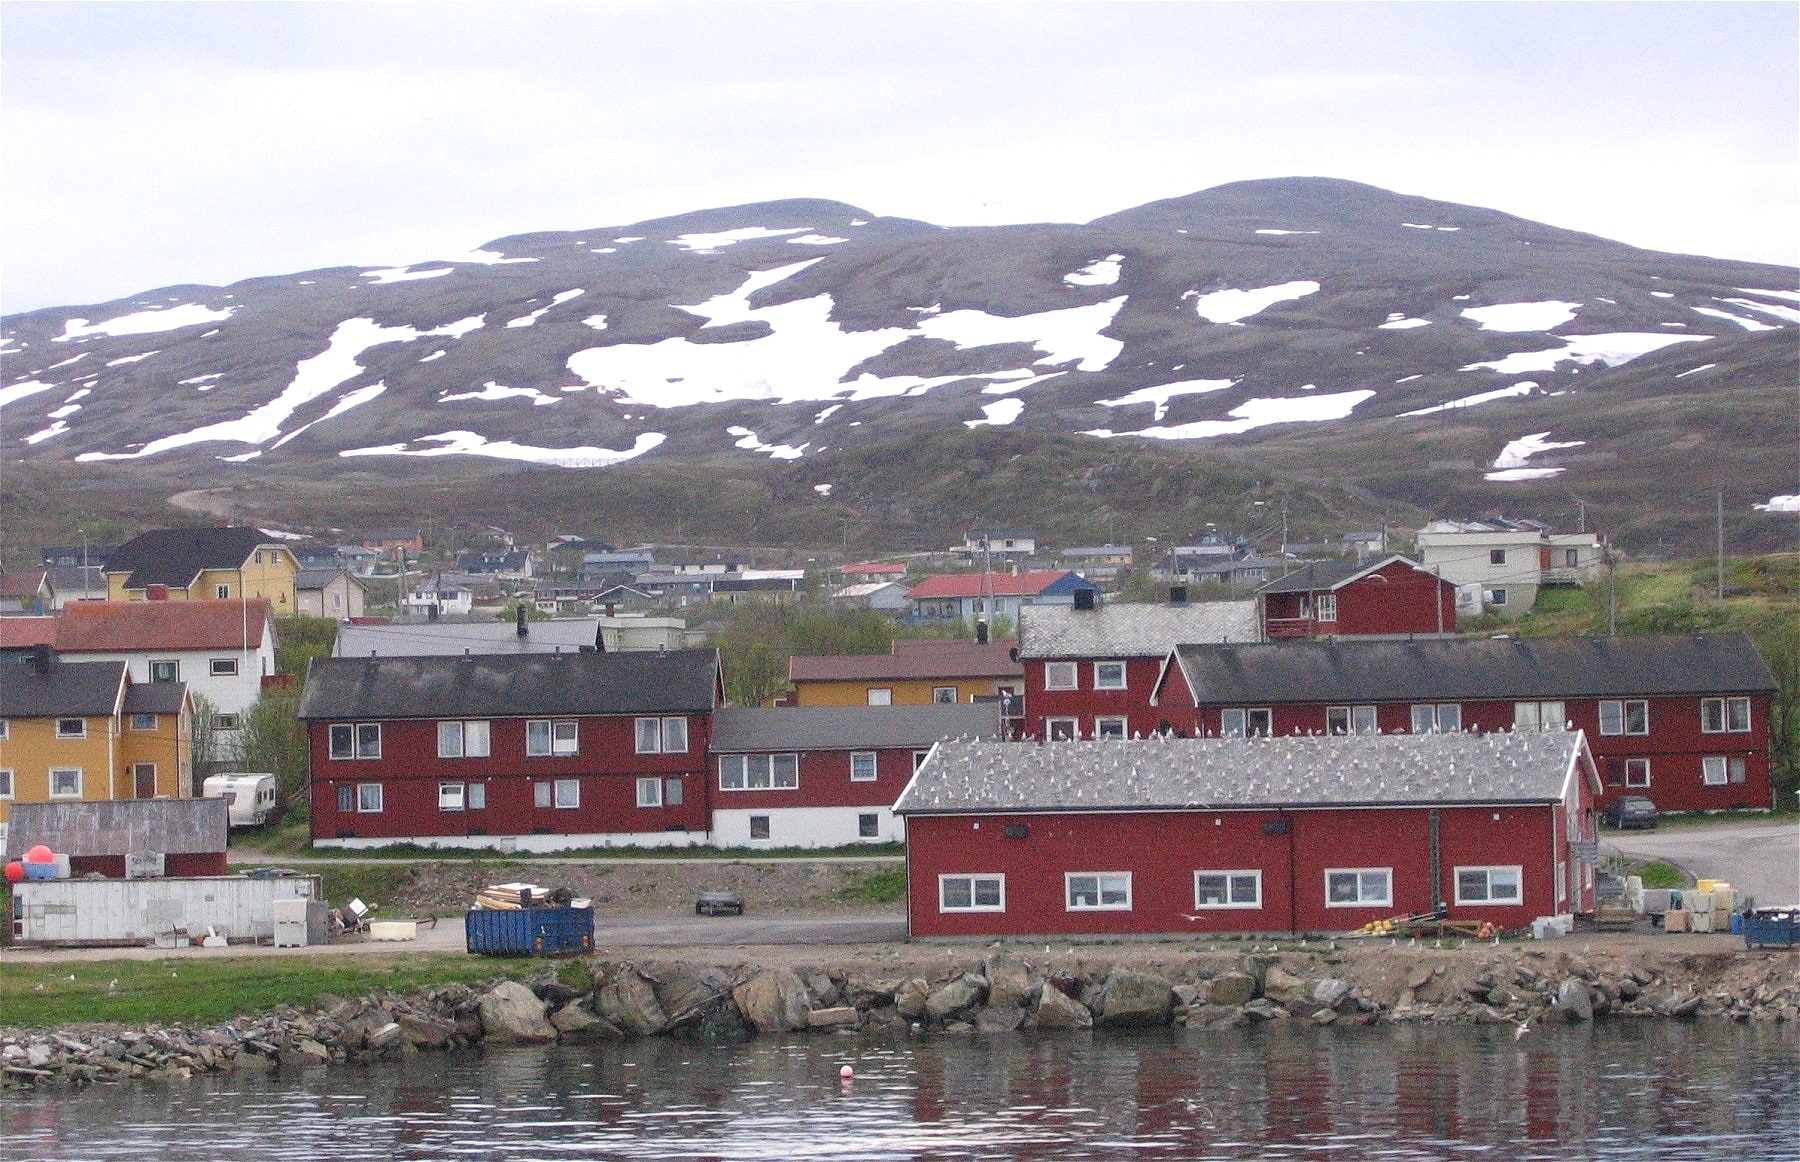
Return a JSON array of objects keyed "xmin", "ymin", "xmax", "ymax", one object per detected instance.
[
  {"xmin": 850, "ymin": 751, "xmax": 878, "ymax": 782},
  {"xmin": 1095, "ymin": 716, "xmax": 1128, "ymax": 740},
  {"xmin": 209, "ymin": 658, "xmax": 239, "ymax": 677},
  {"xmin": 636, "ymin": 777, "xmax": 661, "ymax": 808},
  {"xmin": 1046, "ymin": 717, "xmax": 1078, "ymax": 741},
  {"xmin": 330, "ymin": 722, "xmax": 382, "ymax": 759},
  {"xmin": 858, "ymin": 813, "xmax": 879, "ymax": 839},
  {"xmin": 933, "ymin": 686, "xmax": 958, "ymax": 704},
  {"xmin": 1488, "ymin": 588, "xmax": 1508, "ymax": 607},
  {"xmin": 1066, "ymin": 872, "xmax": 1132, "ymax": 910},
  {"xmin": 1598, "ymin": 699, "xmax": 1649, "ymax": 736},
  {"xmin": 0, "ymin": 719, "xmax": 7, "ymax": 740},
  {"xmin": 1316, "ymin": 593, "xmax": 1338, "ymax": 622},
  {"xmin": 129, "ymin": 713, "xmax": 158, "ymax": 731},
  {"xmin": 356, "ymin": 783, "xmax": 383, "ymax": 813},
  {"xmin": 1221, "ymin": 708, "xmax": 1271, "ymax": 737},
  {"xmin": 533, "ymin": 781, "xmax": 553, "ymax": 808},
  {"xmin": 1326, "ymin": 868, "xmax": 1391, "ymax": 906},
  {"xmin": 149, "ymin": 660, "xmax": 179, "ymax": 683},
  {"xmin": 212, "ymin": 713, "xmax": 242, "ymax": 731},
  {"xmin": 939, "ymin": 874, "xmax": 1005, "ymax": 912},
  {"xmin": 1623, "ymin": 758, "xmax": 1651, "ymax": 788},
  {"xmin": 719, "ymin": 753, "xmax": 799, "ymax": 790},
  {"xmin": 866, "ymin": 688, "xmax": 892, "ymax": 706},
  {"xmin": 1455, "ymin": 866, "xmax": 1522, "ymax": 905},
  {"xmin": 56, "ymin": 718, "xmax": 86, "ymax": 739},
  {"xmin": 1702, "ymin": 756, "xmax": 1746, "ymax": 786},
  {"xmin": 438, "ymin": 783, "xmax": 466, "ymax": 811},
  {"xmin": 913, "ymin": 749, "xmax": 932, "ymax": 773},
  {"xmin": 1093, "ymin": 661, "xmax": 1127, "ymax": 690},
  {"xmin": 216, "ymin": 584, "xmax": 232, "ymax": 600},
  {"xmin": 0, "ymin": 769, "xmax": 12, "ymax": 799},
  {"xmin": 1489, "ymin": 549, "xmax": 1506, "ymax": 565},
  {"xmin": 749, "ymin": 815, "xmax": 771, "ymax": 840},
  {"xmin": 1194, "ymin": 870, "xmax": 1261, "ymax": 908},
  {"xmin": 663, "ymin": 777, "xmax": 684, "ymax": 806},
  {"xmin": 1410, "ymin": 704, "xmax": 1461, "ymax": 733},
  {"xmin": 554, "ymin": 778, "xmax": 580, "ymax": 808},
  {"xmin": 437, "ymin": 720, "xmax": 491, "ymax": 758},
  {"xmin": 1514, "ymin": 701, "xmax": 1566, "ymax": 731},
  {"xmin": 1043, "ymin": 662, "xmax": 1078, "ymax": 690},
  {"xmin": 529, "ymin": 719, "xmax": 578, "ymax": 756},
  {"xmin": 634, "ymin": 715, "xmax": 688, "ymax": 752},
  {"xmin": 1327, "ymin": 706, "xmax": 1377, "ymax": 735},
  {"xmin": 1701, "ymin": 697, "xmax": 1751, "ymax": 734},
  {"xmin": 467, "ymin": 783, "xmax": 487, "ymax": 810},
  {"xmin": 337, "ymin": 785, "xmax": 354, "ymax": 812}
]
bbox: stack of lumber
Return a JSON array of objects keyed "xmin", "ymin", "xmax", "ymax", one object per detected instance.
[{"xmin": 472, "ymin": 882, "xmax": 552, "ymax": 910}]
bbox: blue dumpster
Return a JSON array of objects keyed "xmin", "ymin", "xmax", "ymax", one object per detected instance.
[{"xmin": 465, "ymin": 906, "xmax": 595, "ymax": 957}]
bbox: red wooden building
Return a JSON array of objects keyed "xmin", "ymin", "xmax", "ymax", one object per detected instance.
[
  {"xmin": 707, "ymin": 703, "xmax": 1002, "ymax": 847},
  {"xmin": 896, "ymin": 732, "xmax": 1601, "ymax": 938},
  {"xmin": 1015, "ymin": 594, "xmax": 1259, "ymax": 740},
  {"xmin": 300, "ymin": 649, "xmax": 722, "ymax": 850},
  {"xmin": 1255, "ymin": 556, "xmax": 1457, "ymax": 640},
  {"xmin": 1152, "ymin": 634, "xmax": 1775, "ymax": 813}
]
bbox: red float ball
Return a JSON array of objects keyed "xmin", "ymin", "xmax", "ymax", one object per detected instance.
[
  {"xmin": 25, "ymin": 845, "xmax": 54, "ymax": 864},
  {"xmin": 3, "ymin": 862, "xmax": 24, "ymax": 884}
]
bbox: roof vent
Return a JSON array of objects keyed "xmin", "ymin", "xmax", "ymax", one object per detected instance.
[
  {"xmin": 1169, "ymin": 586, "xmax": 1187, "ymax": 604},
  {"xmin": 1073, "ymin": 588, "xmax": 1097, "ymax": 612}
]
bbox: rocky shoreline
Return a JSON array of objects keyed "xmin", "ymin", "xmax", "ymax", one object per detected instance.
[{"xmin": 6, "ymin": 943, "xmax": 1798, "ymax": 1090}]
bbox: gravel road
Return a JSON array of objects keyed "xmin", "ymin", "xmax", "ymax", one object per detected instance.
[{"xmin": 1606, "ymin": 818, "xmax": 1800, "ymax": 906}]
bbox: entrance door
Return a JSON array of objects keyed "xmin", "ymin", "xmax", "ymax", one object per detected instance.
[{"xmin": 133, "ymin": 763, "xmax": 157, "ymax": 798}]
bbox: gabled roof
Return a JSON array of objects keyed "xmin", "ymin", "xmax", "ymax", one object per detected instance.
[
  {"xmin": 1165, "ymin": 633, "xmax": 1776, "ymax": 706},
  {"xmin": 106, "ymin": 527, "xmax": 282, "ymax": 590},
  {"xmin": 296, "ymin": 568, "xmax": 366, "ymax": 591},
  {"xmin": 4, "ymin": 799, "xmax": 228, "ymax": 858},
  {"xmin": 1018, "ymin": 600, "xmax": 1260, "ymax": 659},
  {"xmin": 832, "ymin": 582, "xmax": 911, "ymax": 599},
  {"xmin": 0, "ymin": 617, "xmax": 59, "ymax": 649},
  {"xmin": 298, "ymin": 648, "xmax": 722, "ymax": 720},
  {"xmin": 788, "ymin": 639, "xmax": 1022, "ymax": 683},
  {"xmin": 124, "ymin": 680, "xmax": 190, "ymax": 715},
  {"xmin": 0, "ymin": 655, "xmax": 126, "ymax": 718},
  {"xmin": 894, "ymin": 731, "xmax": 1593, "ymax": 815},
  {"xmin": 711, "ymin": 703, "xmax": 1003, "ymax": 752},
  {"xmin": 0, "ymin": 570, "xmax": 50, "ymax": 600},
  {"xmin": 907, "ymin": 570, "xmax": 1084, "ymax": 599},
  {"xmin": 1256, "ymin": 555, "xmax": 1445, "ymax": 595},
  {"xmin": 55, "ymin": 599, "xmax": 274, "ymax": 653}
]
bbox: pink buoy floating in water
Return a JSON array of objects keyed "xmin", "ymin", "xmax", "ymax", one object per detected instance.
[{"xmin": 839, "ymin": 1065, "xmax": 854, "ymax": 1081}]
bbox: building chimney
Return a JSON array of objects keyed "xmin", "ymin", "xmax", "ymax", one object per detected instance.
[
  {"xmin": 29, "ymin": 643, "xmax": 54, "ymax": 675},
  {"xmin": 594, "ymin": 620, "xmax": 607, "ymax": 653},
  {"xmin": 516, "ymin": 602, "xmax": 529, "ymax": 637},
  {"xmin": 1073, "ymin": 588, "xmax": 1097, "ymax": 612},
  {"xmin": 976, "ymin": 620, "xmax": 989, "ymax": 644},
  {"xmin": 1169, "ymin": 585, "xmax": 1188, "ymax": 604}
]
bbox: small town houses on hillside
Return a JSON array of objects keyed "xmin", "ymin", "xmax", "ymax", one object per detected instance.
[
  {"xmin": 0, "ymin": 649, "xmax": 193, "ymax": 851},
  {"xmin": 786, "ymin": 639, "xmax": 1023, "ymax": 709},
  {"xmin": 708, "ymin": 702, "xmax": 1001, "ymax": 847},
  {"xmin": 829, "ymin": 581, "xmax": 913, "ymax": 612},
  {"xmin": 907, "ymin": 570, "xmax": 1094, "ymax": 627},
  {"xmin": 1016, "ymin": 595, "xmax": 1261, "ymax": 740},
  {"xmin": 295, "ymin": 568, "xmax": 368, "ymax": 619},
  {"xmin": 895, "ymin": 731, "xmax": 1601, "ymax": 938},
  {"xmin": 104, "ymin": 527, "xmax": 300, "ymax": 612},
  {"xmin": 1152, "ymin": 634, "xmax": 1776, "ymax": 813},
  {"xmin": 299, "ymin": 649, "xmax": 724, "ymax": 850},
  {"xmin": 1255, "ymin": 555, "xmax": 1457, "ymax": 641},
  {"xmin": 53, "ymin": 599, "xmax": 277, "ymax": 726},
  {"xmin": 333, "ymin": 613, "xmax": 690, "ymax": 657},
  {"xmin": 1416, "ymin": 519, "xmax": 1604, "ymax": 620}
]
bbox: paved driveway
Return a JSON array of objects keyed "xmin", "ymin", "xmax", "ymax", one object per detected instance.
[{"xmin": 1605, "ymin": 819, "xmax": 1800, "ymax": 907}]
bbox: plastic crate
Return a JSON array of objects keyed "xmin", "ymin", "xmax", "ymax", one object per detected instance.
[{"xmin": 464, "ymin": 906, "xmax": 595, "ymax": 957}]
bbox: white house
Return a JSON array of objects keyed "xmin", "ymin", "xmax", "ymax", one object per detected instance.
[{"xmin": 51, "ymin": 599, "xmax": 277, "ymax": 730}]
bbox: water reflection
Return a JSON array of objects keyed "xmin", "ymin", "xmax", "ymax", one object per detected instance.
[{"xmin": 2, "ymin": 1022, "xmax": 1795, "ymax": 1159}]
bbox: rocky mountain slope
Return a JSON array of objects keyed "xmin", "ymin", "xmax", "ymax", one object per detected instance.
[{"xmin": 3, "ymin": 178, "xmax": 1795, "ymax": 550}]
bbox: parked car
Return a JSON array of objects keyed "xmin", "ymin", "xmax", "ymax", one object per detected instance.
[{"xmin": 1602, "ymin": 796, "xmax": 1658, "ymax": 830}]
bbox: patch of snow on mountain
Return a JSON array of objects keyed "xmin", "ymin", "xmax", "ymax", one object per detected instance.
[
  {"xmin": 1085, "ymin": 389, "xmax": 1375, "ymax": 441},
  {"xmin": 1674, "ymin": 363, "xmax": 1717, "ymax": 379},
  {"xmin": 919, "ymin": 297, "xmax": 1125, "ymax": 370},
  {"xmin": 1255, "ymin": 229, "xmax": 1319, "ymax": 236},
  {"xmin": 270, "ymin": 383, "xmax": 391, "ymax": 449},
  {"xmin": 63, "ymin": 389, "xmax": 91, "ymax": 402},
  {"xmin": 669, "ymin": 227, "xmax": 808, "ymax": 254},
  {"xmin": 1193, "ymin": 281, "xmax": 1319, "ymax": 324},
  {"xmin": 813, "ymin": 483, "xmax": 832, "ymax": 495},
  {"xmin": 444, "ymin": 248, "xmax": 539, "ymax": 266},
  {"xmin": 583, "ymin": 314, "xmax": 609, "ymax": 331},
  {"xmin": 257, "ymin": 527, "xmax": 310, "ymax": 541},
  {"xmin": 342, "ymin": 430, "xmax": 665, "ymax": 466},
  {"xmin": 1379, "ymin": 314, "xmax": 1431, "ymax": 330},
  {"xmin": 1650, "ymin": 291, "xmax": 1674, "ymax": 299},
  {"xmin": 1401, "ymin": 223, "xmax": 1461, "ymax": 232},
  {"xmin": 1064, "ymin": 255, "xmax": 1123, "ymax": 287},
  {"xmin": 24, "ymin": 420, "xmax": 69, "ymax": 444},
  {"xmin": 979, "ymin": 372, "xmax": 1063, "ymax": 395},
  {"xmin": 1691, "ymin": 306, "xmax": 1777, "ymax": 331},
  {"xmin": 74, "ymin": 314, "xmax": 484, "ymax": 460},
  {"xmin": 1400, "ymin": 382, "xmax": 1537, "ymax": 416},
  {"xmin": 814, "ymin": 404, "xmax": 843, "ymax": 423},
  {"xmin": 106, "ymin": 351, "xmax": 158, "ymax": 366},
  {"xmin": 788, "ymin": 234, "xmax": 850, "ymax": 246},
  {"xmin": 420, "ymin": 351, "xmax": 446, "ymax": 363},
  {"xmin": 56, "ymin": 304, "xmax": 235, "ymax": 341},
  {"xmin": 0, "ymin": 381, "xmax": 57, "ymax": 409},
  {"xmin": 1484, "ymin": 431, "xmax": 1584, "ymax": 481},
  {"xmin": 727, "ymin": 426, "xmax": 808, "ymax": 459},
  {"xmin": 1737, "ymin": 287, "xmax": 1800, "ymax": 302},
  {"xmin": 965, "ymin": 399, "xmax": 1024, "ymax": 428},
  {"xmin": 48, "ymin": 353, "xmax": 89, "ymax": 370},
  {"xmin": 361, "ymin": 266, "xmax": 455, "ymax": 285},
  {"xmin": 1754, "ymin": 495, "xmax": 1800, "ymax": 513},
  {"xmin": 1718, "ymin": 297, "xmax": 1800, "ymax": 324},
  {"xmin": 1462, "ymin": 332, "xmax": 1706, "ymax": 374},
  {"xmin": 1098, "ymin": 378, "xmax": 1235, "ymax": 422},
  {"xmin": 440, "ymin": 382, "xmax": 561, "ymax": 406},
  {"xmin": 1460, "ymin": 301, "xmax": 1580, "ymax": 332},
  {"xmin": 47, "ymin": 403, "xmax": 82, "ymax": 419}
]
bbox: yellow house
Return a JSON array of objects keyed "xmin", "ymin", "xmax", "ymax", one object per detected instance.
[
  {"xmin": 786, "ymin": 639, "xmax": 1023, "ymax": 707},
  {"xmin": 104, "ymin": 527, "xmax": 300, "ymax": 613},
  {"xmin": 0, "ymin": 651, "xmax": 192, "ymax": 849}
]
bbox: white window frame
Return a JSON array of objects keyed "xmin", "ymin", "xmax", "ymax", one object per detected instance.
[
  {"xmin": 216, "ymin": 584, "xmax": 232, "ymax": 600},
  {"xmin": 1489, "ymin": 549, "xmax": 1506, "ymax": 565},
  {"xmin": 212, "ymin": 712, "xmax": 242, "ymax": 732},
  {"xmin": 1066, "ymin": 871, "xmax": 1132, "ymax": 911},
  {"xmin": 1701, "ymin": 756, "xmax": 1746, "ymax": 786},
  {"xmin": 1624, "ymin": 758, "xmax": 1651, "ymax": 788},
  {"xmin": 1045, "ymin": 716, "xmax": 1079, "ymax": 741},
  {"xmin": 1094, "ymin": 715, "xmax": 1128, "ymax": 740},
  {"xmin": 149, "ymin": 660, "xmax": 179, "ymax": 683},
  {"xmin": 1316, "ymin": 593, "xmax": 1338, "ymax": 622},
  {"xmin": 1454, "ymin": 865, "xmax": 1522, "ymax": 905},
  {"xmin": 554, "ymin": 778, "xmax": 581, "ymax": 809},
  {"xmin": 1410, "ymin": 703, "xmax": 1461, "ymax": 734},
  {"xmin": 438, "ymin": 721, "xmax": 464, "ymax": 758},
  {"xmin": 1488, "ymin": 588, "xmax": 1508, "ymax": 607},
  {"xmin": 467, "ymin": 782, "xmax": 487, "ymax": 810},
  {"xmin": 1093, "ymin": 661, "xmax": 1127, "ymax": 691},
  {"xmin": 1325, "ymin": 867, "xmax": 1392, "ymax": 907},
  {"xmin": 50, "ymin": 767, "xmax": 83, "ymax": 798},
  {"xmin": 932, "ymin": 686, "xmax": 958, "ymax": 704},
  {"xmin": 0, "ymin": 719, "xmax": 6, "ymax": 740},
  {"xmin": 129, "ymin": 713, "xmax": 158, "ymax": 731},
  {"xmin": 438, "ymin": 782, "xmax": 466, "ymax": 812},
  {"xmin": 749, "ymin": 815, "xmax": 771, "ymax": 840},
  {"xmin": 660, "ymin": 716, "xmax": 689, "ymax": 753},
  {"xmin": 912, "ymin": 749, "xmax": 932, "ymax": 773},
  {"xmin": 636, "ymin": 776, "xmax": 661, "ymax": 808},
  {"xmin": 1194, "ymin": 870, "xmax": 1262, "ymax": 909},
  {"xmin": 209, "ymin": 657, "xmax": 240, "ymax": 677},
  {"xmin": 1513, "ymin": 701, "xmax": 1566, "ymax": 731},
  {"xmin": 1221, "ymin": 708, "xmax": 1272, "ymax": 737},
  {"xmin": 1701, "ymin": 696, "xmax": 1751, "ymax": 734},
  {"xmin": 850, "ymin": 751, "xmax": 878, "ymax": 782},
  {"xmin": 531, "ymin": 719, "xmax": 579, "ymax": 756},
  {"xmin": 866, "ymin": 687, "xmax": 893, "ymax": 706},
  {"xmin": 0, "ymin": 768, "xmax": 12, "ymax": 799},
  {"xmin": 56, "ymin": 718, "xmax": 86, "ymax": 739},
  {"xmin": 533, "ymin": 781, "xmax": 553, "ymax": 808},
  {"xmin": 939, "ymin": 873, "xmax": 1006, "ymax": 912},
  {"xmin": 858, "ymin": 812, "xmax": 879, "ymax": 839},
  {"xmin": 1043, "ymin": 662, "xmax": 1078, "ymax": 691},
  {"xmin": 356, "ymin": 782, "xmax": 383, "ymax": 813},
  {"xmin": 719, "ymin": 753, "xmax": 800, "ymax": 791},
  {"xmin": 1599, "ymin": 699, "xmax": 1649, "ymax": 737},
  {"xmin": 1327, "ymin": 705, "xmax": 1377, "ymax": 735}
]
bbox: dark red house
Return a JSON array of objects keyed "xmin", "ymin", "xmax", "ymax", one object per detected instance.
[
  {"xmin": 707, "ymin": 703, "xmax": 1002, "ymax": 847},
  {"xmin": 1256, "ymin": 556, "xmax": 1457, "ymax": 640},
  {"xmin": 1151, "ymin": 634, "xmax": 1775, "ymax": 813},
  {"xmin": 300, "ymin": 649, "xmax": 722, "ymax": 850},
  {"xmin": 896, "ymin": 732, "xmax": 1601, "ymax": 937},
  {"xmin": 1015, "ymin": 594, "xmax": 1259, "ymax": 741}
]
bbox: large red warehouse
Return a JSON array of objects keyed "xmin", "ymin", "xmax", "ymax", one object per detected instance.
[{"xmin": 895, "ymin": 731, "xmax": 1601, "ymax": 938}]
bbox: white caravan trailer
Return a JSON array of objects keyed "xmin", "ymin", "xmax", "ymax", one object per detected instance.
[{"xmin": 202, "ymin": 774, "xmax": 281, "ymax": 828}]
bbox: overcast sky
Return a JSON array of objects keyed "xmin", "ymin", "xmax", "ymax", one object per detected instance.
[{"xmin": 4, "ymin": 2, "xmax": 1796, "ymax": 314}]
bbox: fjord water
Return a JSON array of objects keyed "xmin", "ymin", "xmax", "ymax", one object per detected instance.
[{"xmin": 5, "ymin": 1022, "xmax": 1796, "ymax": 1160}]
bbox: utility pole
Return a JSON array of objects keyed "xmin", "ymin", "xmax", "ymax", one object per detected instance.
[
  {"xmin": 1716, "ymin": 488, "xmax": 1726, "ymax": 601},
  {"xmin": 1607, "ymin": 545, "xmax": 1618, "ymax": 637}
]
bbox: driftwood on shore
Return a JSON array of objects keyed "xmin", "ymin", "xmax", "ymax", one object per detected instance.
[{"xmin": 5, "ymin": 944, "xmax": 1798, "ymax": 1090}]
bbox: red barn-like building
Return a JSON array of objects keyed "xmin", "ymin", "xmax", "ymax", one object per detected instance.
[
  {"xmin": 1152, "ymin": 634, "xmax": 1775, "ymax": 813},
  {"xmin": 1256, "ymin": 556, "xmax": 1457, "ymax": 640},
  {"xmin": 895, "ymin": 732, "xmax": 1601, "ymax": 938},
  {"xmin": 300, "ymin": 649, "xmax": 722, "ymax": 850}
]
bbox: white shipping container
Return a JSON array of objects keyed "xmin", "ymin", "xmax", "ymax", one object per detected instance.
[{"xmin": 11, "ymin": 875, "xmax": 321, "ymax": 946}]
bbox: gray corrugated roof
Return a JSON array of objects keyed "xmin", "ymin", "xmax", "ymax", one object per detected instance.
[
  {"xmin": 123, "ymin": 681, "xmax": 188, "ymax": 715},
  {"xmin": 711, "ymin": 703, "xmax": 1002, "ymax": 752},
  {"xmin": 1017, "ymin": 600, "xmax": 1260, "ymax": 659},
  {"xmin": 894, "ymin": 731, "xmax": 1587, "ymax": 815},
  {"xmin": 1256, "ymin": 560, "xmax": 1367, "ymax": 593},
  {"xmin": 334, "ymin": 618, "xmax": 606, "ymax": 657},
  {"xmin": 299, "ymin": 648, "xmax": 720, "ymax": 720},
  {"xmin": 1169, "ymin": 633, "xmax": 1776, "ymax": 705},
  {"xmin": 4, "ymin": 798, "xmax": 228, "ymax": 858},
  {"xmin": 0, "ymin": 656, "xmax": 125, "ymax": 717}
]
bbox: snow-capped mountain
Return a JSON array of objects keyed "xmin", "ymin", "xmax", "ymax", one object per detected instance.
[{"xmin": 3, "ymin": 177, "xmax": 1795, "ymax": 530}]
